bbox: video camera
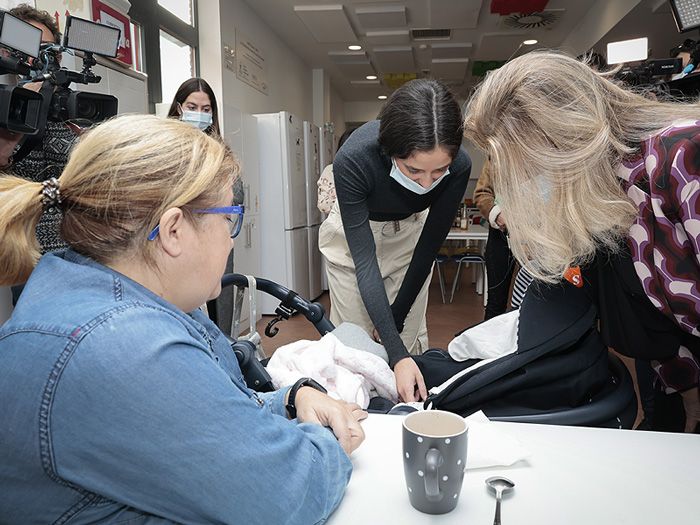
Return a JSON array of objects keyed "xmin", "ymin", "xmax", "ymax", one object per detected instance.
[
  {"xmin": 0, "ymin": 10, "xmax": 120, "ymax": 136},
  {"xmin": 616, "ymin": 57, "xmax": 684, "ymax": 87}
]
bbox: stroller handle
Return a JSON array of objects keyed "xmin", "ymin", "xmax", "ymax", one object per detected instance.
[{"xmin": 221, "ymin": 273, "xmax": 335, "ymax": 336}]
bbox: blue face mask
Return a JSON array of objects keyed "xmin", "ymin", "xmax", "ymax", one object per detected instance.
[
  {"xmin": 180, "ymin": 110, "xmax": 213, "ymax": 131},
  {"xmin": 389, "ymin": 159, "xmax": 450, "ymax": 195}
]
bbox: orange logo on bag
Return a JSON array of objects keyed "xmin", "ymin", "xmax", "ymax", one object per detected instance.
[{"xmin": 563, "ymin": 266, "xmax": 583, "ymax": 288}]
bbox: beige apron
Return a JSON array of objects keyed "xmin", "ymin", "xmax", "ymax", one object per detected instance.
[{"xmin": 319, "ymin": 201, "xmax": 430, "ymax": 355}]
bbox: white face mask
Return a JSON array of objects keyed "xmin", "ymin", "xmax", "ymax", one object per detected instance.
[
  {"xmin": 181, "ymin": 110, "xmax": 213, "ymax": 131},
  {"xmin": 389, "ymin": 159, "xmax": 450, "ymax": 195}
]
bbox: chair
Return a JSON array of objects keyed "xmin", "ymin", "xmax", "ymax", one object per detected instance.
[
  {"xmin": 434, "ymin": 254, "xmax": 450, "ymax": 303},
  {"xmin": 449, "ymin": 252, "xmax": 487, "ymax": 306}
]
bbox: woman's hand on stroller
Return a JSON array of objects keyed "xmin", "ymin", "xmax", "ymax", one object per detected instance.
[
  {"xmin": 394, "ymin": 357, "xmax": 428, "ymax": 402},
  {"xmin": 294, "ymin": 388, "xmax": 368, "ymax": 455}
]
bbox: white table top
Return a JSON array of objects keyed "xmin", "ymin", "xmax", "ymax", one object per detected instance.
[
  {"xmin": 446, "ymin": 224, "xmax": 489, "ymax": 241},
  {"xmin": 328, "ymin": 414, "xmax": 700, "ymax": 525}
]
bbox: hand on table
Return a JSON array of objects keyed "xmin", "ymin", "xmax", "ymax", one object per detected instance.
[
  {"xmin": 680, "ymin": 386, "xmax": 700, "ymax": 433},
  {"xmin": 394, "ymin": 356, "xmax": 428, "ymax": 402},
  {"xmin": 294, "ymin": 387, "xmax": 367, "ymax": 454}
]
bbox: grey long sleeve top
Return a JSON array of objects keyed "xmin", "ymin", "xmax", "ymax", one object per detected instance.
[{"xmin": 333, "ymin": 120, "xmax": 471, "ymax": 366}]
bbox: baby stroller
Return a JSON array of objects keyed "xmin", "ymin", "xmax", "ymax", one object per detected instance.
[{"xmin": 222, "ymin": 273, "xmax": 637, "ymax": 429}]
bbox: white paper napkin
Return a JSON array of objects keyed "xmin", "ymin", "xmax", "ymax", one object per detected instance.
[{"xmin": 464, "ymin": 411, "xmax": 531, "ymax": 470}]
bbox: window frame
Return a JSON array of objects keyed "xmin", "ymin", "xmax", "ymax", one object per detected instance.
[{"xmin": 129, "ymin": 0, "xmax": 199, "ymax": 113}]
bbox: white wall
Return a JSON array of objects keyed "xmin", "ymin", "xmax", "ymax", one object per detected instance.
[
  {"xmin": 200, "ymin": 0, "xmax": 314, "ymax": 122},
  {"xmin": 343, "ymin": 101, "xmax": 384, "ymax": 124},
  {"xmin": 329, "ymin": 83, "xmax": 346, "ymax": 144}
]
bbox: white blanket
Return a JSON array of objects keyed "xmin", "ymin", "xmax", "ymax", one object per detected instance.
[
  {"xmin": 267, "ymin": 333, "xmax": 398, "ymax": 408},
  {"xmin": 447, "ymin": 309, "xmax": 520, "ymax": 361}
]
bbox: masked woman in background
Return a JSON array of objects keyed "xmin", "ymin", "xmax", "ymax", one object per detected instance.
[
  {"xmin": 168, "ymin": 77, "xmax": 243, "ymax": 326},
  {"xmin": 320, "ymin": 79, "xmax": 471, "ymax": 403},
  {"xmin": 464, "ymin": 50, "xmax": 700, "ymax": 432},
  {"xmin": 167, "ymin": 77, "xmax": 222, "ymax": 135}
]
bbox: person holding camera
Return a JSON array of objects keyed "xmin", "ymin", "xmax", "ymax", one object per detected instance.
[
  {"xmin": 464, "ymin": 50, "xmax": 700, "ymax": 432},
  {"xmin": 6, "ymin": 4, "xmax": 77, "ymax": 255},
  {"xmin": 0, "ymin": 114, "xmax": 366, "ymax": 522},
  {"xmin": 320, "ymin": 79, "xmax": 471, "ymax": 403}
]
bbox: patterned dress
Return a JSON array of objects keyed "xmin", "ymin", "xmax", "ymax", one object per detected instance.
[{"xmin": 618, "ymin": 120, "xmax": 700, "ymax": 392}]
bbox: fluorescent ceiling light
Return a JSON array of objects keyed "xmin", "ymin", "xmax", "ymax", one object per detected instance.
[
  {"xmin": 606, "ymin": 37, "xmax": 648, "ymax": 65},
  {"xmin": 523, "ymin": 39, "xmax": 538, "ymax": 45},
  {"xmin": 348, "ymin": 44, "xmax": 362, "ymax": 50},
  {"xmin": 378, "ymin": 95, "xmax": 387, "ymax": 100},
  {"xmin": 366, "ymin": 75, "xmax": 377, "ymax": 80}
]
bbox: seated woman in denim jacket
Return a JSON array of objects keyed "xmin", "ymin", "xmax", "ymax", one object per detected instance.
[{"xmin": 0, "ymin": 115, "xmax": 366, "ymax": 524}]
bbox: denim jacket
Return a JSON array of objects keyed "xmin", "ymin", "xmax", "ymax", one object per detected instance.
[{"xmin": 0, "ymin": 250, "xmax": 351, "ymax": 524}]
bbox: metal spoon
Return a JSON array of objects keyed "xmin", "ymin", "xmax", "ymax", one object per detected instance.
[{"xmin": 486, "ymin": 476, "xmax": 515, "ymax": 525}]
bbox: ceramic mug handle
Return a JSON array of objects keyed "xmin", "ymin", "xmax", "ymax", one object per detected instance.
[{"xmin": 424, "ymin": 448, "xmax": 444, "ymax": 501}]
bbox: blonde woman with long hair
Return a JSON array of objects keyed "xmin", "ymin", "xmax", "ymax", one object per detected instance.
[
  {"xmin": 464, "ymin": 50, "xmax": 700, "ymax": 432},
  {"xmin": 0, "ymin": 115, "xmax": 365, "ymax": 522}
]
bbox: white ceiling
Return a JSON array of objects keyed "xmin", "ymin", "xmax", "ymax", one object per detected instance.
[{"xmin": 241, "ymin": 0, "xmax": 687, "ymax": 102}]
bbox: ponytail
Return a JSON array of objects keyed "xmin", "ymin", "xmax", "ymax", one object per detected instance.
[{"xmin": 0, "ymin": 175, "xmax": 45, "ymax": 285}]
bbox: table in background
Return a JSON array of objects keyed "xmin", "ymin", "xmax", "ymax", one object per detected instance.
[
  {"xmin": 328, "ymin": 414, "xmax": 699, "ymax": 524},
  {"xmin": 446, "ymin": 223, "xmax": 489, "ymax": 242}
]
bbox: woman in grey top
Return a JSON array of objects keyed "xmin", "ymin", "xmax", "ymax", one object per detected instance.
[{"xmin": 320, "ymin": 79, "xmax": 471, "ymax": 402}]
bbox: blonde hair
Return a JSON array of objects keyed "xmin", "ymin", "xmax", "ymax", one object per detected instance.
[
  {"xmin": 464, "ymin": 50, "xmax": 700, "ymax": 282},
  {"xmin": 0, "ymin": 114, "xmax": 238, "ymax": 286}
]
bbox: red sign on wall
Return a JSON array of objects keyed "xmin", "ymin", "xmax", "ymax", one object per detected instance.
[{"xmin": 91, "ymin": 0, "xmax": 132, "ymax": 66}]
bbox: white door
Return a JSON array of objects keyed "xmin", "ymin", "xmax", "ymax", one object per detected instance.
[
  {"xmin": 282, "ymin": 113, "xmax": 308, "ymax": 229},
  {"xmin": 304, "ymin": 123, "xmax": 323, "ymax": 226}
]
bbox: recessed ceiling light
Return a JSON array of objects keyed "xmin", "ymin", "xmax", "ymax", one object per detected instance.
[
  {"xmin": 348, "ymin": 45, "xmax": 362, "ymax": 51},
  {"xmin": 366, "ymin": 75, "xmax": 377, "ymax": 80},
  {"xmin": 378, "ymin": 95, "xmax": 387, "ymax": 100},
  {"xmin": 523, "ymin": 39, "xmax": 538, "ymax": 45}
]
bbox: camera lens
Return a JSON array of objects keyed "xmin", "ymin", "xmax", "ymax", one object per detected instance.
[{"xmin": 76, "ymin": 98, "xmax": 98, "ymax": 120}]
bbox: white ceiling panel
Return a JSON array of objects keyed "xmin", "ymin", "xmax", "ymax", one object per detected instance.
[
  {"xmin": 242, "ymin": 1, "xmax": 671, "ymax": 102},
  {"xmin": 430, "ymin": 58, "xmax": 469, "ymax": 80},
  {"xmin": 328, "ymin": 50, "xmax": 368, "ymax": 63},
  {"xmin": 365, "ymin": 30, "xmax": 411, "ymax": 45},
  {"xmin": 431, "ymin": 42, "xmax": 473, "ymax": 60},
  {"xmin": 476, "ymin": 33, "xmax": 528, "ymax": 60},
  {"xmin": 355, "ymin": 4, "xmax": 407, "ymax": 29},
  {"xmin": 373, "ymin": 46, "xmax": 416, "ymax": 72},
  {"xmin": 336, "ymin": 61, "xmax": 377, "ymax": 77},
  {"xmin": 428, "ymin": 0, "xmax": 482, "ymax": 29},
  {"xmin": 294, "ymin": 4, "xmax": 357, "ymax": 42}
]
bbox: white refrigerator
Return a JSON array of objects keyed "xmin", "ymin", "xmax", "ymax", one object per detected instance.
[
  {"xmin": 255, "ymin": 111, "xmax": 310, "ymax": 314},
  {"xmin": 303, "ymin": 121, "xmax": 323, "ymax": 300}
]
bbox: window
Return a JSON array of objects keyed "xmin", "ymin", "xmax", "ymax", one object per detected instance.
[
  {"xmin": 158, "ymin": 0, "xmax": 193, "ymax": 25},
  {"xmin": 128, "ymin": 0, "xmax": 198, "ymax": 112},
  {"xmin": 130, "ymin": 22, "xmax": 144, "ymax": 73},
  {"xmin": 159, "ymin": 30, "xmax": 195, "ymax": 104}
]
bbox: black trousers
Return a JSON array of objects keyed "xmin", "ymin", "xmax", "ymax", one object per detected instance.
[{"xmin": 484, "ymin": 226, "xmax": 515, "ymax": 320}]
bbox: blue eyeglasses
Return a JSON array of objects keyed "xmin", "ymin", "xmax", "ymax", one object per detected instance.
[{"xmin": 147, "ymin": 205, "xmax": 245, "ymax": 241}]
